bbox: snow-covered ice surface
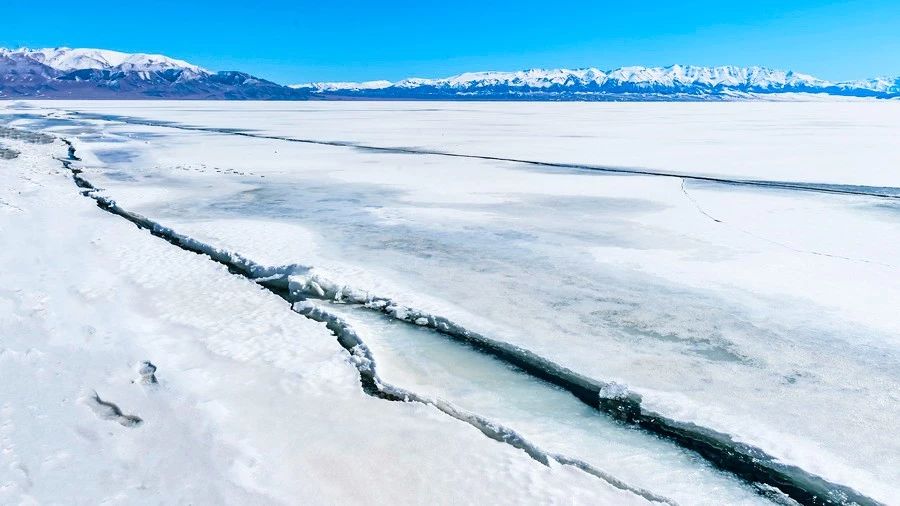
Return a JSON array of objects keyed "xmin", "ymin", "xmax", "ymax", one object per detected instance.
[
  {"xmin": 2, "ymin": 101, "xmax": 899, "ymax": 504},
  {"xmin": 49, "ymin": 100, "xmax": 900, "ymax": 186},
  {"xmin": 0, "ymin": 124, "xmax": 650, "ymax": 504}
]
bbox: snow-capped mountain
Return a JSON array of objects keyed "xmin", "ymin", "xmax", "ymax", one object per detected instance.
[
  {"xmin": 293, "ymin": 65, "xmax": 900, "ymax": 100},
  {"xmin": 837, "ymin": 76, "xmax": 900, "ymax": 93},
  {"xmin": 1, "ymin": 48, "xmax": 897, "ymax": 100},
  {"xmin": 0, "ymin": 47, "xmax": 305, "ymax": 99},
  {"xmin": 2, "ymin": 47, "xmax": 207, "ymax": 74},
  {"xmin": 295, "ymin": 80, "xmax": 394, "ymax": 92}
]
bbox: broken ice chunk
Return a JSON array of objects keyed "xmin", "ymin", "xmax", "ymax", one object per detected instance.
[{"xmin": 598, "ymin": 382, "xmax": 630, "ymax": 401}]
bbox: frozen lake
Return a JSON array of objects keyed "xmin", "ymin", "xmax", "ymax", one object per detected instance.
[{"xmin": 3, "ymin": 101, "xmax": 898, "ymax": 504}]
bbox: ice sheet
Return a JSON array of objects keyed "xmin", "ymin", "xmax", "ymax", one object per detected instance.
[
  {"xmin": 38, "ymin": 99, "xmax": 900, "ymax": 186},
  {"xmin": 4, "ymin": 101, "xmax": 899, "ymax": 503}
]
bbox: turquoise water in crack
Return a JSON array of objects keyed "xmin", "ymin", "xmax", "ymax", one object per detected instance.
[{"xmin": 322, "ymin": 302, "xmax": 773, "ymax": 505}]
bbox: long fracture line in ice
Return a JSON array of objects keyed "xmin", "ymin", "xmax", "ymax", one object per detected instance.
[
  {"xmin": 55, "ymin": 138, "xmax": 677, "ymax": 506},
  {"xmin": 54, "ymin": 136, "xmax": 882, "ymax": 506},
  {"xmin": 62, "ymin": 110, "xmax": 900, "ymax": 201}
]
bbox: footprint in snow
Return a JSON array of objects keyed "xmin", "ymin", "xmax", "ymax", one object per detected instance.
[{"xmin": 84, "ymin": 392, "xmax": 142, "ymax": 428}]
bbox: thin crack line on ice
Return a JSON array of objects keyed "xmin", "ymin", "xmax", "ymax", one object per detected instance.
[
  {"xmin": 681, "ymin": 179, "xmax": 897, "ymax": 270},
  {"xmin": 54, "ymin": 136, "xmax": 882, "ymax": 506},
  {"xmin": 62, "ymin": 111, "xmax": 900, "ymax": 201},
  {"xmin": 681, "ymin": 178, "xmax": 723, "ymax": 223}
]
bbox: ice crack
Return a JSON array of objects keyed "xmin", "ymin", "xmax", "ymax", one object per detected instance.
[
  {"xmin": 52, "ymin": 135, "xmax": 881, "ymax": 506},
  {"xmin": 64, "ymin": 111, "xmax": 900, "ymax": 201},
  {"xmin": 681, "ymin": 178, "xmax": 897, "ymax": 269}
]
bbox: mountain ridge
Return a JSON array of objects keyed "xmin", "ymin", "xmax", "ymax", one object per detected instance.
[
  {"xmin": 293, "ymin": 64, "xmax": 900, "ymax": 100},
  {"xmin": 1, "ymin": 47, "xmax": 897, "ymax": 100}
]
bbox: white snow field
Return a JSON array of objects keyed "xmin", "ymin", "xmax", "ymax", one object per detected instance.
[{"xmin": 2, "ymin": 100, "xmax": 899, "ymax": 505}]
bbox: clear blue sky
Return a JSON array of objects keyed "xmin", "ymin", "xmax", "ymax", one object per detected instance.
[{"xmin": 1, "ymin": 0, "xmax": 898, "ymax": 84}]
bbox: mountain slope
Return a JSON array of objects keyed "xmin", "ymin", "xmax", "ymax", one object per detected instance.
[{"xmin": 0, "ymin": 47, "xmax": 306, "ymax": 100}]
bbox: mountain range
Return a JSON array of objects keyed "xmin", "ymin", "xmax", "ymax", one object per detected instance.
[
  {"xmin": 1, "ymin": 47, "xmax": 898, "ymax": 100},
  {"xmin": 293, "ymin": 66, "xmax": 900, "ymax": 100}
]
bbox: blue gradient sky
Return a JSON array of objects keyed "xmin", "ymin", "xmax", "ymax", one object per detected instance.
[{"xmin": 1, "ymin": 0, "xmax": 897, "ymax": 84}]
